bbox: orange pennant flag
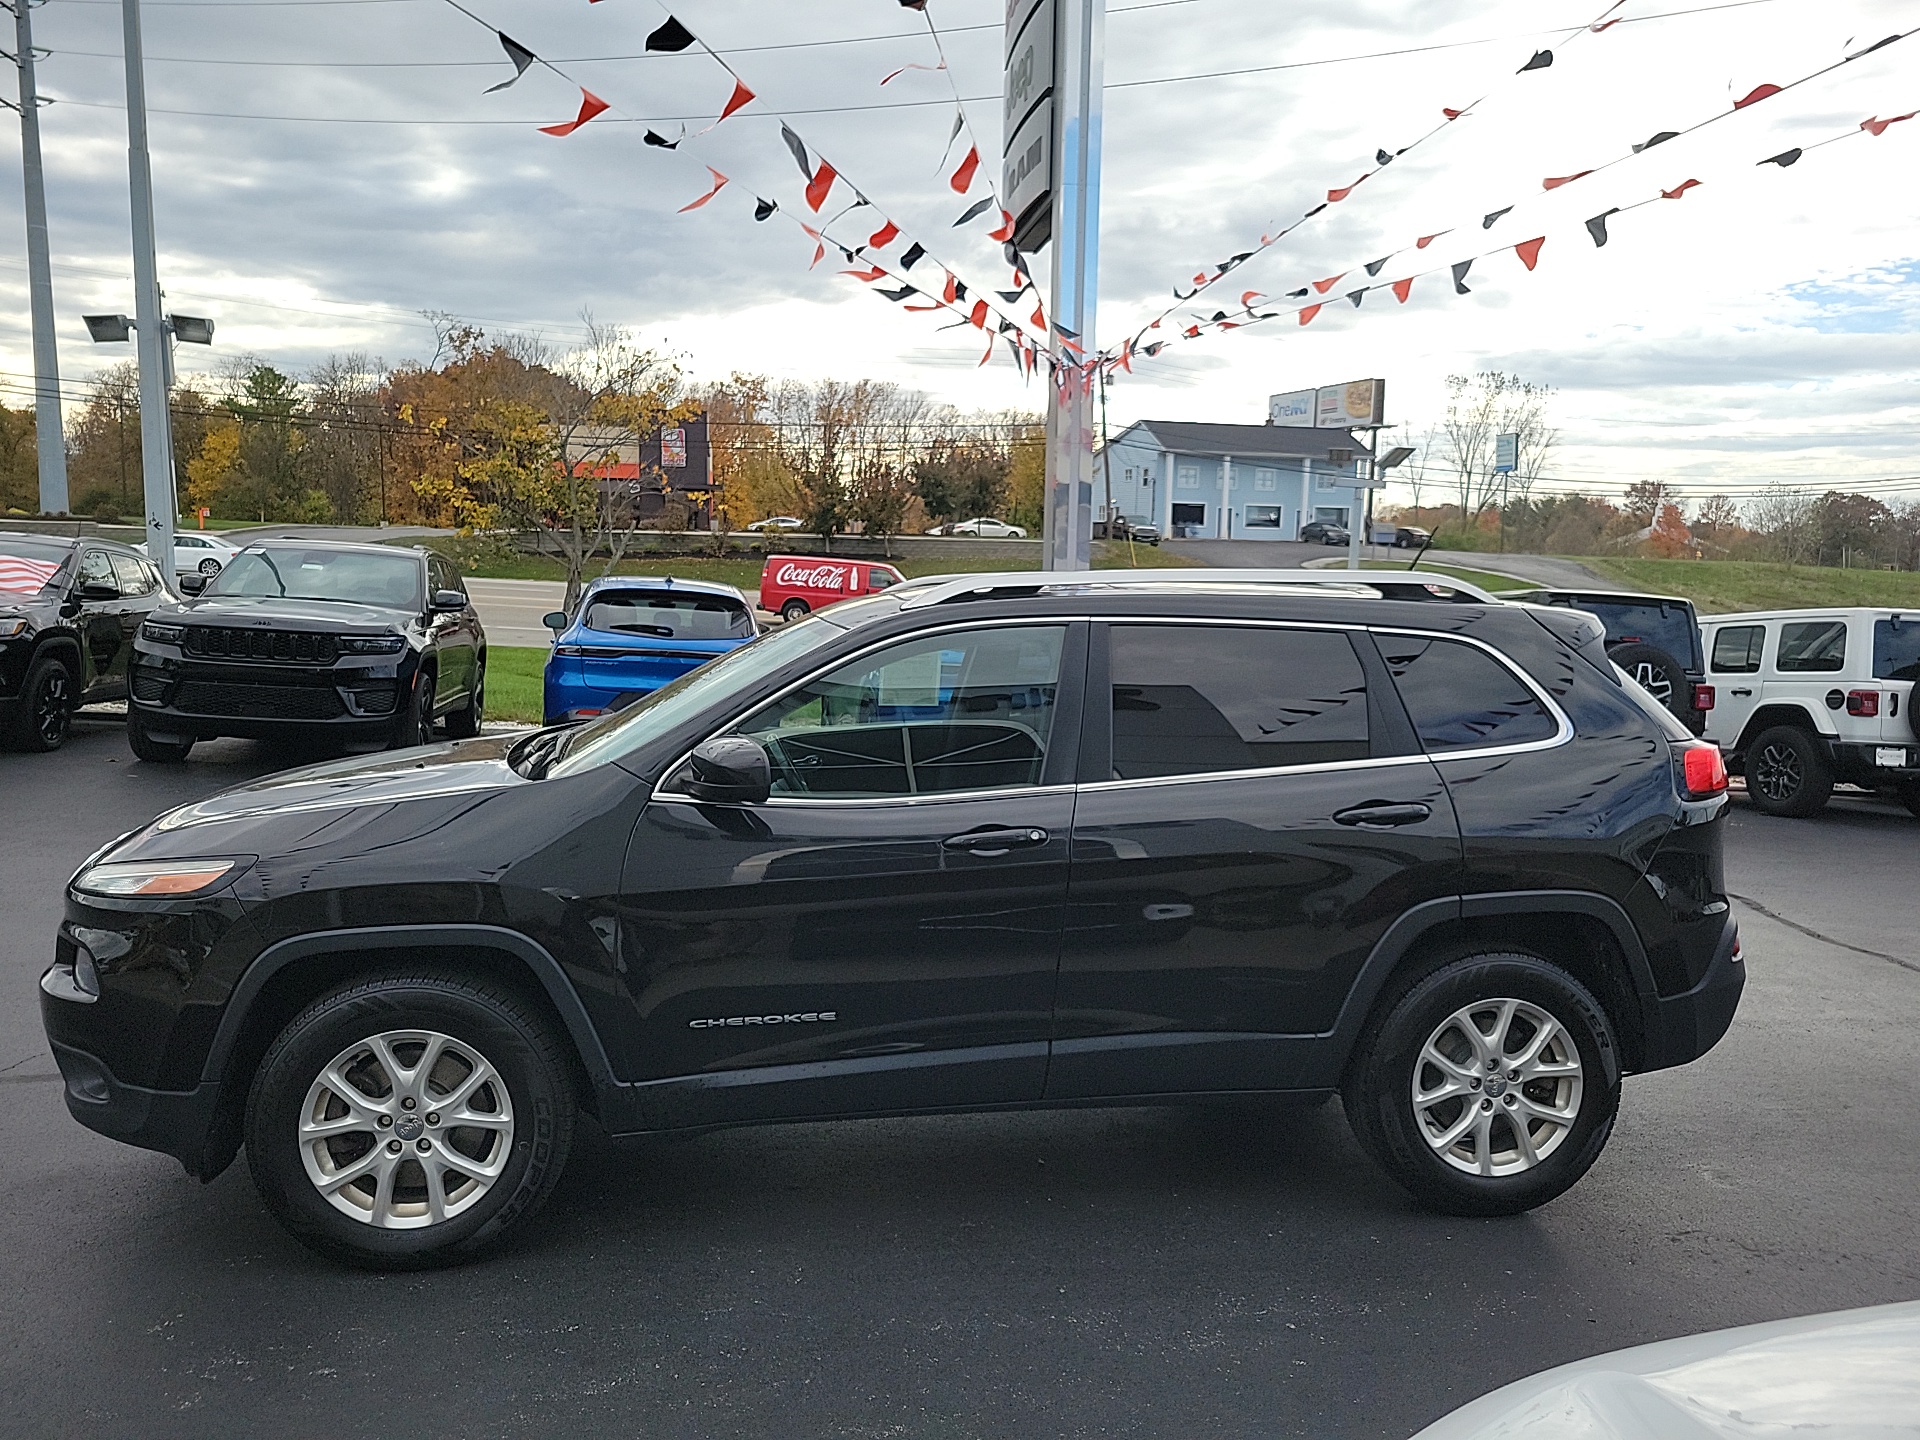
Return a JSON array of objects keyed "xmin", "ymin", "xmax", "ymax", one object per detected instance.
[
  {"xmin": 718, "ymin": 78, "xmax": 754, "ymax": 122},
  {"xmin": 1661, "ymin": 179, "xmax": 1701, "ymax": 199},
  {"xmin": 1312, "ymin": 273, "xmax": 1346, "ymax": 294},
  {"xmin": 1392, "ymin": 277, "xmax": 1414, "ymax": 303},
  {"xmin": 1298, "ymin": 304, "xmax": 1322, "ymax": 326},
  {"xmin": 1514, "ymin": 237, "xmax": 1545, "ymax": 271},
  {"xmin": 677, "ymin": 167, "xmax": 729, "ymax": 212},
  {"xmin": 539, "ymin": 88, "xmax": 609, "ymax": 137},
  {"xmin": 950, "ymin": 146, "xmax": 980, "ymax": 194}
]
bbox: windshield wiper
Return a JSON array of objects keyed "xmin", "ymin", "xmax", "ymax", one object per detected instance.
[{"xmin": 512, "ymin": 728, "xmax": 566, "ymax": 780}]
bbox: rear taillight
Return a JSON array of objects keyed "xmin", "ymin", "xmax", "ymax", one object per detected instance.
[
  {"xmin": 1692, "ymin": 683, "xmax": 1715, "ymax": 712},
  {"xmin": 1677, "ymin": 742, "xmax": 1728, "ymax": 799},
  {"xmin": 1846, "ymin": 689, "xmax": 1880, "ymax": 717},
  {"xmin": 565, "ymin": 707, "xmax": 607, "ymax": 720}
]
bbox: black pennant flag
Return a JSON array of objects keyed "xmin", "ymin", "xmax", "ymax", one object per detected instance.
[
  {"xmin": 645, "ymin": 16, "xmax": 697, "ymax": 52},
  {"xmin": 954, "ymin": 280, "xmax": 969, "ymax": 300},
  {"xmin": 753, "ymin": 196, "xmax": 778, "ymax": 221},
  {"xmin": 1364, "ymin": 256, "xmax": 1391, "ymax": 276},
  {"xmin": 877, "ymin": 283, "xmax": 916, "ymax": 301},
  {"xmin": 1585, "ymin": 208, "xmax": 1621, "ymax": 246},
  {"xmin": 1451, "ymin": 260, "xmax": 1474, "ymax": 294},
  {"xmin": 1304, "ymin": 202, "xmax": 1328, "ymax": 217},
  {"xmin": 899, "ymin": 242, "xmax": 926, "ymax": 269},
  {"xmin": 1759, "ymin": 147, "xmax": 1803, "ymax": 167},
  {"xmin": 1143, "ymin": 342, "xmax": 1166, "ymax": 357},
  {"xmin": 1286, "ymin": 287, "xmax": 1310, "ymax": 298},
  {"xmin": 1376, "ymin": 148, "xmax": 1393, "ymax": 166},
  {"xmin": 1347, "ymin": 290, "xmax": 1366, "ymax": 308},
  {"xmin": 1483, "ymin": 206, "xmax": 1513, "ymax": 229},
  {"xmin": 954, "ymin": 196, "xmax": 995, "ymax": 225},
  {"xmin": 1633, "ymin": 130, "xmax": 1680, "ymax": 153},
  {"xmin": 1518, "ymin": 49, "xmax": 1553, "ymax": 72},
  {"xmin": 484, "ymin": 33, "xmax": 537, "ymax": 93},
  {"xmin": 644, "ymin": 128, "xmax": 682, "ymax": 150},
  {"xmin": 779, "ymin": 124, "xmax": 811, "ymax": 180},
  {"xmin": 998, "ymin": 288, "xmax": 1027, "ymax": 303}
]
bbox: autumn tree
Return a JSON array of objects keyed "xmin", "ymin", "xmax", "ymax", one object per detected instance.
[{"xmin": 0, "ymin": 404, "xmax": 38, "ymax": 514}]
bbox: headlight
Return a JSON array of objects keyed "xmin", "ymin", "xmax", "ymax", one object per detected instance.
[
  {"xmin": 142, "ymin": 620, "xmax": 185, "ymax": 643},
  {"xmin": 0, "ymin": 614, "xmax": 27, "ymax": 639},
  {"xmin": 339, "ymin": 635, "xmax": 406, "ymax": 655},
  {"xmin": 73, "ymin": 859, "xmax": 239, "ymax": 898}
]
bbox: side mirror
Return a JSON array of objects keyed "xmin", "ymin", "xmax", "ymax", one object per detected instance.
[
  {"xmin": 682, "ymin": 735, "xmax": 771, "ymax": 804},
  {"xmin": 178, "ymin": 573, "xmax": 209, "ymax": 596},
  {"xmin": 542, "ymin": 610, "xmax": 570, "ymax": 632},
  {"xmin": 431, "ymin": 589, "xmax": 467, "ymax": 611}
]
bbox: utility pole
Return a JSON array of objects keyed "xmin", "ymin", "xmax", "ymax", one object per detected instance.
[
  {"xmin": 121, "ymin": 0, "xmax": 176, "ymax": 570},
  {"xmin": 1043, "ymin": 0, "xmax": 1102, "ymax": 571},
  {"xmin": 6, "ymin": 0, "xmax": 70, "ymax": 515}
]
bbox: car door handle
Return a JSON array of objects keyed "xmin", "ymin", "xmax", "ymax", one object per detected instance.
[
  {"xmin": 943, "ymin": 827, "xmax": 1049, "ymax": 855},
  {"xmin": 1730, "ymin": 688, "xmax": 1753, "ymax": 696},
  {"xmin": 1332, "ymin": 802, "xmax": 1432, "ymax": 828}
]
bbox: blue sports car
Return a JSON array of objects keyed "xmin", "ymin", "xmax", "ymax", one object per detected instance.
[{"xmin": 542, "ymin": 575, "xmax": 758, "ymax": 725}]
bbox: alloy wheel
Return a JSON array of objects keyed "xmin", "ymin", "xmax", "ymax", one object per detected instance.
[
  {"xmin": 297, "ymin": 1028, "xmax": 514, "ymax": 1229},
  {"xmin": 1411, "ymin": 997, "xmax": 1584, "ymax": 1177},
  {"xmin": 34, "ymin": 668, "xmax": 71, "ymax": 747},
  {"xmin": 1753, "ymin": 741, "xmax": 1803, "ymax": 803},
  {"xmin": 1630, "ymin": 660, "xmax": 1673, "ymax": 707}
]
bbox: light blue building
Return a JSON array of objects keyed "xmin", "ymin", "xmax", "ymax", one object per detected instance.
[{"xmin": 1096, "ymin": 420, "xmax": 1369, "ymax": 541}]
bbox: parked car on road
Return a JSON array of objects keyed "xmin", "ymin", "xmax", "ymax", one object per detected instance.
[
  {"xmin": 125, "ymin": 539, "xmax": 485, "ymax": 763},
  {"xmin": 143, "ymin": 532, "xmax": 241, "ymax": 579},
  {"xmin": 1299, "ymin": 520, "xmax": 1350, "ymax": 545},
  {"xmin": 758, "ymin": 553, "xmax": 904, "ymax": 622},
  {"xmin": 1698, "ymin": 606, "xmax": 1920, "ymax": 817},
  {"xmin": 41, "ymin": 568, "xmax": 1742, "ymax": 1266},
  {"xmin": 1124, "ymin": 520, "xmax": 1161, "ymax": 545},
  {"xmin": 749, "ymin": 516, "xmax": 803, "ymax": 533},
  {"xmin": 542, "ymin": 575, "xmax": 756, "ymax": 725},
  {"xmin": 1391, "ymin": 525, "xmax": 1432, "ymax": 549},
  {"xmin": 1508, "ymin": 588, "xmax": 1711, "ymax": 736},
  {"xmin": 948, "ymin": 517, "xmax": 1028, "ymax": 538},
  {"xmin": 0, "ymin": 531, "xmax": 171, "ymax": 752}
]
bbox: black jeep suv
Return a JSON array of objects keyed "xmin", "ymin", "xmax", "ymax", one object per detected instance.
[
  {"xmin": 0, "ymin": 530, "xmax": 172, "ymax": 752},
  {"xmin": 125, "ymin": 538, "xmax": 485, "ymax": 762},
  {"xmin": 1507, "ymin": 587, "xmax": 1711, "ymax": 735},
  {"xmin": 41, "ymin": 570, "xmax": 1743, "ymax": 1267}
]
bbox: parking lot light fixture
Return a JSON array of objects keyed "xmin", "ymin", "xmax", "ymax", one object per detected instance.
[{"xmin": 83, "ymin": 313, "xmax": 133, "ymax": 343}]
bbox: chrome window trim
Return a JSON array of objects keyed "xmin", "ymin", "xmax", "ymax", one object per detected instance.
[{"xmin": 651, "ymin": 613, "xmax": 1573, "ymax": 806}]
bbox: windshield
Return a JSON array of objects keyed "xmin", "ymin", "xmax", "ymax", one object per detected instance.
[
  {"xmin": 0, "ymin": 538, "xmax": 70, "ymax": 595},
  {"xmin": 209, "ymin": 548, "xmax": 423, "ymax": 608},
  {"xmin": 1561, "ymin": 598, "xmax": 1700, "ymax": 668},
  {"xmin": 582, "ymin": 589, "xmax": 753, "ymax": 640},
  {"xmin": 547, "ymin": 614, "xmax": 845, "ymax": 777},
  {"xmin": 1874, "ymin": 618, "xmax": 1920, "ymax": 681}
]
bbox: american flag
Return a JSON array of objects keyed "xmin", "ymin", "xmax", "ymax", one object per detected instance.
[{"xmin": 0, "ymin": 556, "xmax": 62, "ymax": 595}]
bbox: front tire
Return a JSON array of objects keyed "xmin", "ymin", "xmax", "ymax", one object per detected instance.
[
  {"xmin": 5, "ymin": 654, "xmax": 74, "ymax": 752},
  {"xmin": 128, "ymin": 710, "xmax": 194, "ymax": 764},
  {"xmin": 390, "ymin": 670, "xmax": 436, "ymax": 749},
  {"xmin": 1343, "ymin": 952, "xmax": 1621, "ymax": 1216},
  {"xmin": 244, "ymin": 970, "xmax": 576, "ymax": 1269},
  {"xmin": 1745, "ymin": 724, "xmax": 1833, "ymax": 817},
  {"xmin": 445, "ymin": 660, "xmax": 484, "ymax": 740},
  {"xmin": 780, "ymin": 599, "xmax": 810, "ymax": 623}
]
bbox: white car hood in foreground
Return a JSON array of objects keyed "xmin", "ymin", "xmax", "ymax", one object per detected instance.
[{"xmin": 1411, "ymin": 1302, "xmax": 1920, "ymax": 1439}]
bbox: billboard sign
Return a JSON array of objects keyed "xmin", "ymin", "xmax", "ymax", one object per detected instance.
[
  {"xmin": 1267, "ymin": 389, "xmax": 1315, "ymax": 425},
  {"xmin": 1493, "ymin": 432, "xmax": 1519, "ymax": 474},
  {"xmin": 1003, "ymin": 0, "xmax": 1055, "ymax": 251},
  {"xmin": 1314, "ymin": 378, "xmax": 1387, "ymax": 429},
  {"xmin": 661, "ymin": 428, "xmax": 687, "ymax": 469}
]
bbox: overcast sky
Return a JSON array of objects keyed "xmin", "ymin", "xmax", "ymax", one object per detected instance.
[{"xmin": 1, "ymin": 0, "xmax": 1915, "ymax": 509}]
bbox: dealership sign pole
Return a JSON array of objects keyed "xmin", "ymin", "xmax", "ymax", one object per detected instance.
[
  {"xmin": 1006, "ymin": 0, "xmax": 1104, "ymax": 572},
  {"xmin": 120, "ymin": 0, "xmax": 177, "ymax": 574}
]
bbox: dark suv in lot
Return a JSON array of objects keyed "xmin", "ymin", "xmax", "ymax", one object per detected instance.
[
  {"xmin": 125, "ymin": 538, "xmax": 485, "ymax": 762},
  {"xmin": 41, "ymin": 570, "xmax": 1743, "ymax": 1267},
  {"xmin": 1507, "ymin": 587, "xmax": 1711, "ymax": 735},
  {"xmin": 1, "ymin": 530, "xmax": 171, "ymax": 752}
]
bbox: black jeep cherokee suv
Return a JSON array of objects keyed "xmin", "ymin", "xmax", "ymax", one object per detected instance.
[
  {"xmin": 125, "ymin": 538, "xmax": 485, "ymax": 762},
  {"xmin": 41, "ymin": 571, "xmax": 1744, "ymax": 1267},
  {"xmin": 1, "ymin": 530, "xmax": 172, "ymax": 752}
]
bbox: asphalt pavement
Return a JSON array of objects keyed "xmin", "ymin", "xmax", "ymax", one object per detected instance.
[{"xmin": 2, "ymin": 722, "xmax": 1917, "ymax": 1439}]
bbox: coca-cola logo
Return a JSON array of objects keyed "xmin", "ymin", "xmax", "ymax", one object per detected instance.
[{"xmin": 773, "ymin": 562, "xmax": 852, "ymax": 590}]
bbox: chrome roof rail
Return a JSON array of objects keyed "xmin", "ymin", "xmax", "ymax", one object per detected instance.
[{"xmin": 895, "ymin": 567, "xmax": 1501, "ymax": 609}]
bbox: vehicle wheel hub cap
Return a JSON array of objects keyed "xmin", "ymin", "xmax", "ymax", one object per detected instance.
[
  {"xmin": 1756, "ymin": 744, "xmax": 1801, "ymax": 800},
  {"xmin": 298, "ymin": 1028, "xmax": 513, "ymax": 1229},
  {"xmin": 1412, "ymin": 997, "xmax": 1583, "ymax": 1177}
]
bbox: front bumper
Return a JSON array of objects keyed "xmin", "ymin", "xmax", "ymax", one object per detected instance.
[
  {"xmin": 129, "ymin": 643, "xmax": 416, "ymax": 741},
  {"xmin": 1640, "ymin": 912, "xmax": 1744, "ymax": 1072},
  {"xmin": 47, "ymin": 1038, "xmax": 222, "ymax": 1175}
]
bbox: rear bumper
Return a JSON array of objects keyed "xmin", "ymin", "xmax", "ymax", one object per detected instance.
[
  {"xmin": 1640, "ymin": 913, "xmax": 1744, "ymax": 1072},
  {"xmin": 1827, "ymin": 740, "xmax": 1920, "ymax": 782}
]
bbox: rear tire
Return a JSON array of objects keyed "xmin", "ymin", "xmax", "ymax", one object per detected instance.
[
  {"xmin": 127, "ymin": 710, "xmax": 195, "ymax": 764},
  {"xmin": 1745, "ymin": 724, "xmax": 1833, "ymax": 817},
  {"xmin": 244, "ymin": 970, "xmax": 577, "ymax": 1269},
  {"xmin": 1343, "ymin": 952, "xmax": 1621, "ymax": 1216},
  {"xmin": 780, "ymin": 599, "xmax": 810, "ymax": 623},
  {"xmin": 445, "ymin": 660, "xmax": 484, "ymax": 740},
  {"xmin": 4, "ymin": 654, "xmax": 74, "ymax": 752}
]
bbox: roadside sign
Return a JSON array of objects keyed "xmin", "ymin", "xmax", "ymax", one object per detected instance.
[
  {"xmin": 1004, "ymin": 0, "xmax": 1055, "ymax": 251},
  {"xmin": 197, "ymin": 507, "xmax": 210, "ymax": 529},
  {"xmin": 1494, "ymin": 432, "xmax": 1519, "ymax": 474},
  {"xmin": 1315, "ymin": 379, "xmax": 1386, "ymax": 428},
  {"xmin": 1268, "ymin": 389, "xmax": 1314, "ymax": 425}
]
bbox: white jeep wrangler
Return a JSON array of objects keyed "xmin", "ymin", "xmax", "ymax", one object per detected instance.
[{"xmin": 1700, "ymin": 607, "xmax": 1920, "ymax": 817}]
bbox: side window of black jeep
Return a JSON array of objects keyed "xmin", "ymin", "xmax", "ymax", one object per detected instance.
[{"xmin": 1377, "ymin": 635, "xmax": 1559, "ymax": 753}]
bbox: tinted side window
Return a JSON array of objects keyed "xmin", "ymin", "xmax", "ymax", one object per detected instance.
[
  {"xmin": 1378, "ymin": 635, "xmax": 1558, "ymax": 752},
  {"xmin": 1873, "ymin": 619, "xmax": 1920, "ymax": 682},
  {"xmin": 1108, "ymin": 625, "xmax": 1368, "ymax": 779},
  {"xmin": 1777, "ymin": 620, "xmax": 1845, "ymax": 673},
  {"xmin": 110, "ymin": 553, "xmax": 155, "ymax": 596},
  {"xmin": 738, "ymin": 625, "xmax": 1065, "ymax": 797},
  {"xmin": 1710, "ymin": 625, "xmax": 1764, "ymax": 674},
  {"xmin": 79, "ymin": 550, "xmax": 117, "ymax": 593}
]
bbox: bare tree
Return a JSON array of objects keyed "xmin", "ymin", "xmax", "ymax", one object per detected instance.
[
  {"xmin": 1436, "ymin": 373, "xmax": 1556, "ymax": 532},
  {"xmin": 1747, "ymin": 486, "xmax": 1819, "ymax": 564}
]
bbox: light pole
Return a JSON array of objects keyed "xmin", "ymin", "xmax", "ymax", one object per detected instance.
[
  {"xmin": 84, "ymin": 309, "xmax": 213, "ymax": 564},
  {"xmin": 4, "ymin": 0, "xmax": 69, "ymax": 514}
]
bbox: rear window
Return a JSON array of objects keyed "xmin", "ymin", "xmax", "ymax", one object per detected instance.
[
  {"xmin": 1777, "ymin": 620, "xmax": 1845, "ymax": 673},
  {"xmin": 1873, "ymin": 619, "xmax": 1920, "ymax": 682},
  {"xmin": 1552, "ymin": 597, "xmax": 1700, "ymax": 669},
  {"xmin": 0, "ymin": 538, "xmax": 70, "ymax": 595},
  {"xmin": 1376, "ymin": 635, "xmax": 1560, "ymax": 753},
  {"xmin": 583, "ymin": 590, "xmax": 752, "ymax": 641}
]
